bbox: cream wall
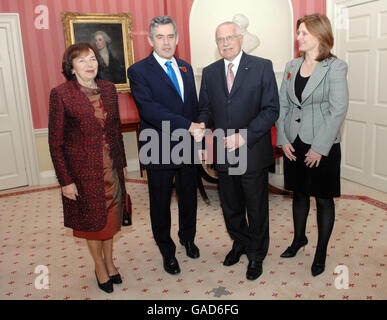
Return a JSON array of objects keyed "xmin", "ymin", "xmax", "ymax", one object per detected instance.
[
  {"xmin": 35, "ymin": 133, "xmax": 54, "ymax": 172},
  {"xmin": 189, "ymin": 0, "xmax": 294, "ymax": 77},
  {"xmin": 122, "ymin": 132, "xmax": 141, "ymax": 172}
]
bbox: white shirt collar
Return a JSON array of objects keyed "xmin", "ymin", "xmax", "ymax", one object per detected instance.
[
  {"xmin": 152, "ymin": 50, "xmax": 184, "ymax": 101},
  {"xmin": 224, "ymin": 50, "xmax": 243, "ymax": 72},
  {"xmin": 153, "ymin": 51, "xmax": 178, "ymax": 69}
]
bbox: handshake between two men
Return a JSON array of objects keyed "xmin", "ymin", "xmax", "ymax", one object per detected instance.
[{"xmin": 188, "ymin": 122, "xmax": 246, "ymax": 161}]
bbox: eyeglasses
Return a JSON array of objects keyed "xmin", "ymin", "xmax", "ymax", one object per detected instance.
[{"xmin": 216, "ymin": 34, "xmax": 240, "ymax": 44}]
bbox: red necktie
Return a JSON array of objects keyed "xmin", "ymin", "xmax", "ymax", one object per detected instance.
[{"xmin": 227, "ymin": 63, "xmax": 234, "ymax": 93}]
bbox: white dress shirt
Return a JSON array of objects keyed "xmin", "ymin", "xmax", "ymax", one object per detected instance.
[
  {"xmin": 224, "ymin": 49, "xmax": 243, "ymax": 78},
  {"xmin": 153, "ymin": 51, "xmax": 184, "ymax": 101}
]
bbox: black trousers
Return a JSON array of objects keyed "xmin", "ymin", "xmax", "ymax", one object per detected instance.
[
  {"xmin": 218, "ymin": 168, "xmax": 269, "ymax": 262},
  {"xmin": 146, "ymin": 165, "xmax": 197, "ymax": 259}
]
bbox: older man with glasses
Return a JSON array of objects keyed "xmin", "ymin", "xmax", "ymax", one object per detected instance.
[{"xmin": 196, "ymin": 21, "xmax": 280, "ymax": 280}]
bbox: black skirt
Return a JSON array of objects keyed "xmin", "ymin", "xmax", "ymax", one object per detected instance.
[{"xmin": 283, "ymin": 135, "xmax": 341, "ymax": 198}]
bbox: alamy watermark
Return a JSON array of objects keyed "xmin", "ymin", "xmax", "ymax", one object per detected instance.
[
  {"xmin": 335, "ymin": 5, "xmax": 349, "ymax": 30},
  {"xmin": 34, "ymin": 265, "xmax": 49, "ymax": 290},
  {"xmin": 34, "ymin": 5, "xmax": 49, "ymax": 30},
  {"xmin": 139, "ymin": 121, "xmax": 247, "ymax": 175},
  {"xmin": 334, "ymin": 265, "xmax": 349, "ymax": 290}
]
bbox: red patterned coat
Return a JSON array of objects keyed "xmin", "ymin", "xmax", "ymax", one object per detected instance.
[{"xmin": 49, "ymin": 79, "xmax": 127, "ymax": 231}]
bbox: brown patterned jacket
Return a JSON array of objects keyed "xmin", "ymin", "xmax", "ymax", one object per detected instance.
[{"xmin": 49, "ymin": 79, "xmax": 127, "ymax": 231}]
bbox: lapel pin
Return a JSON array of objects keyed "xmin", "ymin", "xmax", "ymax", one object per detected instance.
[{"xmin": 179, "ymin": 66, "xmax": 187, "ymax": 73}]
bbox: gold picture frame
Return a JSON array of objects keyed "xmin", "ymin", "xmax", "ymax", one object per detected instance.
[{"xmin": 61, "ymin": 12, "xmax": 134, "ymax": 93}]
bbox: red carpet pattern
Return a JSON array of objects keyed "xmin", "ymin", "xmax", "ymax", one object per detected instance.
[{"xmin": 0, "ymin": 179, "xmax": 386, "ymax": 300}]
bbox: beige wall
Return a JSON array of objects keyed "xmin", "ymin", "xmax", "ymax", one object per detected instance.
[
  {"xmin": 35, "ymin": 134, "xmax": 54, "ymax": 172},
  {"xmin": 190, "ymin": 0, "xmax": 293, "ymax": 74},
  {"xmin": 122, "ymin": 131, "xmax": 140, "ymax": 168}
]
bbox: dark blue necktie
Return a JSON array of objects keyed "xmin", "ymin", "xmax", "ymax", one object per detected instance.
[{"xmin": 165, "ymin": 61, "xmax": 182, "ymax": 98}]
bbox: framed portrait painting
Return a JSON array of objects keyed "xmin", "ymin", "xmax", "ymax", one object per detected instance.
[{"xmin": 61, "ymin": 12, "xmax": 134, "ymax": 93}]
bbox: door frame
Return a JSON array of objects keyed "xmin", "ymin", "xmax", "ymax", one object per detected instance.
[
  {"xmin": 326, "ymin": 0, "xmax": 380, "ymax": 53},
  {"xmin": 326, "ymin": 0, "xmax": 387, "ymax": 192},
  {"xmin": 0, "ymin": 13, "xmax": 39, "ymax": 187}
]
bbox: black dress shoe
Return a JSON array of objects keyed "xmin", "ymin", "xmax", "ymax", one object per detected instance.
[
  {"xmin": 223, "ymin": 248, "xmax": 245, "ymax": 266},
  {"xmin": 179, "ymin": 240, "xmax": 200, "ymax": 259},
  {"xmin": 109, "ymin": 273, "xmax": 122, "ymax": 284},
  {"xmin": 280, "ymin": 237, "xmax": 308, "ymax": 258},
  {"xmin": 246, "ymin": 260, "xmax": 263, "ymax": 281},
  {"xmin": 95, "ymin": 271, "xmax": 113, "ymax": 293},
  {"xmin": 163, "ymin": 257, "xmax": 181, "ymax": 275},
  {"xmin": 311, "ymin": 262, "xmax": 325, "ymax": 277}
]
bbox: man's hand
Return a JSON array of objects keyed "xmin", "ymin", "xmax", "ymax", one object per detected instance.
[
  {"xmin": 224, "ymin": 133, "xmax": 246, "ymax": 152},
  {"xmin": 61, "ymin": 183, "xmax": 79, "ymax": 200},
  {"xmin": 189, "ymin": 122, "xmax": 205, "ymax": 142}
]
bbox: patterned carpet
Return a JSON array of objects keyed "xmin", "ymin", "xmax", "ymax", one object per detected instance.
[{"xmin": 0, "ymin": 178, "xmax": 386, "ymax": 300}]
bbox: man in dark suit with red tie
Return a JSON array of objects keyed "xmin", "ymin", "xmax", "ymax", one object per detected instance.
[
  {"xmin": 197, "ymin": 21, "xmax": 280, "ymax": 280},
  {"xmin": 127, "ymin": 16, "xmax": 203, "ymax": 275}
]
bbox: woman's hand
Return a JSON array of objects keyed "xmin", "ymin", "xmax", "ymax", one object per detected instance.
[
  {"xmin": 305, "ymin": 148, "xmax": 322, "ymax": 168},
  {"xmin": 61, "ymin": 183, "xmax": 79, "ymax": 200},
  {"xmin": 282, "ymin": 143, "xmax": 297, "ymax": 161}
]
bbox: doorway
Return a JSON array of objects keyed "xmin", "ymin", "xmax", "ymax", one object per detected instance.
[
  {"xmin": 0, "ymin": 13, "xmax": 39, "ymax": 191},
  {"xmin": 328, "ymin": 0, "xmax": 387, "ymax": 192}
]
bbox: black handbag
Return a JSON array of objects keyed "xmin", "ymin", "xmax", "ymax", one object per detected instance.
[{"xmin": 122, "ymin": 193, "xmax": 132, "ymax": 226}]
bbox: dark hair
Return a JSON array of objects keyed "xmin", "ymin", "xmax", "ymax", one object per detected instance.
[
  {"xmin": 148, "ymin": 15, "xmax": 178, "ymax": 39},
  {"xmin": 61, "ymin": 42, "xmax": 103, "ymax": 80},
  {"xmin": 297, "ymin": 13, "xmax": 336, "ymax": 61}
]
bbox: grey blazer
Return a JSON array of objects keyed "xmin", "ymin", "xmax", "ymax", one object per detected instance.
[{"xmin": 276, "ymin": 56, "xmax": 349, "ymax": 156}]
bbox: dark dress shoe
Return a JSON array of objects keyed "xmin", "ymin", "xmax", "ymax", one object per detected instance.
[
  {"xmin": 223, "ymin": 248, "xmax": 245, "ymax": 266},
  {"xmin": 311, "ymin": 262, "xmax": 325, "ymax": 277},
  {"xmin": 280, "ymin": 237, "xmax": 308, "ymax": 258},
  {"xmin": 179, "ymin": 240, "xmax": 200, "ymax": 259},
  {"xmin": 95, "ymin": 271, "xmax": 113, "ymax": 293},
  {"xmin": 109, "ymin": 273, "xmax": 122, "ymax": 284},
  {"xmin": 163, "ymin": 257, "xmax": 181, "ymax": 275},
  {"xmin": 246, "ymin": 260, "xmax": 263, "ymax": 281}
]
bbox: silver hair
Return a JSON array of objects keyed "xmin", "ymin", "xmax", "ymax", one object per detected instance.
[
  {"xmin": 215, "ymin": 21, "xmax": 242, "ymax": 37},
  {"xmin": 93, "ymin": 30, "xmax": 112, "ymax": 44},
  {"xmin": 148, "ymin": 15, "xmax": 178, "ymax": 39}
]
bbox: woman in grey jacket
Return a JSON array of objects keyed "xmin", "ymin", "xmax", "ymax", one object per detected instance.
[{"xmin": 276, "ymin": 14, "xmax": 349, "ymax": 277}]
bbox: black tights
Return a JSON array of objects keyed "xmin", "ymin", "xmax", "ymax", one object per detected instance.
[{"xmin": 292, "ymin": 191, "xmax": 335, "ymax": 264}]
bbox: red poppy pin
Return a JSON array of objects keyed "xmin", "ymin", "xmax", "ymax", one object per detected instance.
[
  {"xmin": 179, "ymin": 66, "xmax": 188, "ymax": 73},
  {"xmin": 286, "ymin": 72, "xmax": 291, "ymax": 80}
]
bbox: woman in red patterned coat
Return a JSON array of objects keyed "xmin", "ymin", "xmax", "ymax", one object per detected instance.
[{"xmin": 49, "ymin": 43, "xmax": 128, "ymax": 293}]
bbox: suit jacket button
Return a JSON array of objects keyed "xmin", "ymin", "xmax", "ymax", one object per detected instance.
[
  {"xmin": 227, "ymin": 100, "xmax": 231, "ymax": 104},
  {"xmin": 295, "ymin": 118, "xmax": 301, "ymax": 123}
]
